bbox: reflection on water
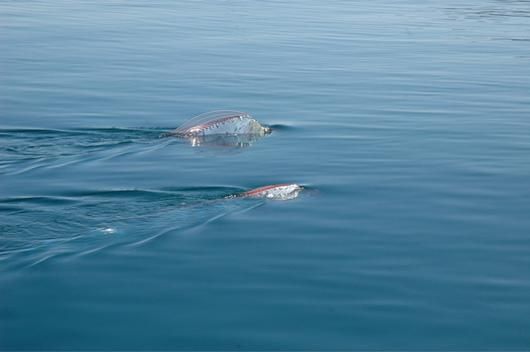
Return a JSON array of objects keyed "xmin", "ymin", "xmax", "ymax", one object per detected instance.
[{"xmin": 185, "ymin": 133, "xmax": 268, "ymax": 148}]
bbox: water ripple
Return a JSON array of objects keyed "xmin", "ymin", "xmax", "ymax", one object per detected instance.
[{"xmin": 0, "ymin": 185, "xmax": 257, "ymax": 269}]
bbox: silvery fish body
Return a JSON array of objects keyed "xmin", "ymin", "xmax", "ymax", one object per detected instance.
[
  {"xmin": 172, "ymin": 111, "xmax": 270, "ymax": 137},
  {"xmin": 241, "ymin": 184, "xmax": 303, "ymax": 201}
]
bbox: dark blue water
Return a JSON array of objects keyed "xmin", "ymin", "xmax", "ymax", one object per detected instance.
[{"xmin": 2, "ymin": 0, "xmax": 530, "ymax": 349}]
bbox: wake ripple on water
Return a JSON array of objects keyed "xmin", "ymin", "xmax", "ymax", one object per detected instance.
[
  {"xmin": 0, "ymin": 127, "xmax": 305, "ymax": 270},
  {"xmin": 0, "ymin": 127, "xmax": 167, "ymax": 175},
  {"xmin": 0, "ymin": 186, "xmax": 260, "ymax": 270}
]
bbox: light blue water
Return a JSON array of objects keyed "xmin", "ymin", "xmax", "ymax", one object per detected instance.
[{"xmin": 1, "ymin": 0, "xmax": 530, "ymax": 349}]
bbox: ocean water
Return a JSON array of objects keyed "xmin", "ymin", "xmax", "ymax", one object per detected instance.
[{"xmin": 1, "ymin": 0, "xmax": 530, "ymax": 349}]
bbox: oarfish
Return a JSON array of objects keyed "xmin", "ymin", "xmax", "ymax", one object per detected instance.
[
  {"xmin": 240, "ymin": 184, "xmax": 303, "ymax": 201},
  {"xmin": 170, "ymin": 110, "xmax": 271, "ymax": 138}
]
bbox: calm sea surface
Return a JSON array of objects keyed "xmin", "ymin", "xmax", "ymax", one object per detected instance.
[{"xmin": 1, "ymin": 0, "xmax": 530, "ymax": 349}]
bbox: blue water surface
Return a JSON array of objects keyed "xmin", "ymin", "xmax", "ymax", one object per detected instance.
[{"xmin": 1, "ymin": 0, "xmax": 530, "ymax": 349}]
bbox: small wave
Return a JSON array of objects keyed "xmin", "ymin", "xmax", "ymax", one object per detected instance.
[
  {"xmin": 0, "ymin": 127, "xmax": 168, "ymax": 176},
  {"xmin": 0, "ymin": 195, "xmax": 78, "ymax": 206},
  {"xmin": 0, "ymin": 185, "xmax": 256, "ymax": 269},
  {"xmin": 268, "ymin": 123, "xmax": 297, "ymax": 131}
]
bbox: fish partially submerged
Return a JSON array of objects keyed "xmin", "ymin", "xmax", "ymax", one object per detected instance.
[
  {"xmin": 166, "ymin": 111, "xmax": 302, "ymax": 201},
  {"xmin": 186, "ymin": 133, "xmax": 263, "ymax": 148},
  {"xmin": 240, "ymin": 183, "xmax": 303, "ymax": 201},
  {"xmin": 170, "ymin": 111, "xmax": 271, "ymax": 138}
]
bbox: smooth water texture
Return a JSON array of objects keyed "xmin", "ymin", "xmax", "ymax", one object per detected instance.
[{"xmin": 1, "ymin": 0, "xmax": 530, "ymax": 349}]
